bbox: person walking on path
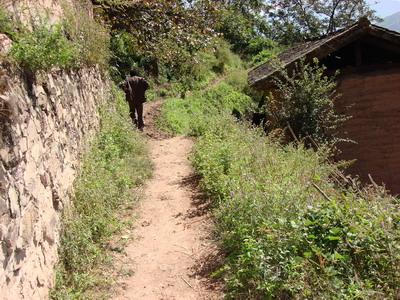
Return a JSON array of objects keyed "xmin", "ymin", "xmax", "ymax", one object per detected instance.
[{"xmin": 122, "ymin": 70, "xmax": 149, "ymax": 130}]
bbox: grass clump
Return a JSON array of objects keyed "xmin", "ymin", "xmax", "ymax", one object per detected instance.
[
  {"xmin": 191, "ymin": 116, "xmax": 400, "ymax": 299},
  {"xmin": 51, "ymin": 88, "xmax": 152, "ymax": 299}
]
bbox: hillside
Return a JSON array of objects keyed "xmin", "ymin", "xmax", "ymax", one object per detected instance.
[{"xmin": 380, "ymin": 11, "xmax": 400, "ymax": 31}]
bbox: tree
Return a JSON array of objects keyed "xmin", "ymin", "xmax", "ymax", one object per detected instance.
[
  {"xmin": 267, "ymin": 0, "xmax": 377, "ymax": 44},
  {"xmin": 92, "ymin": 0, "xmax": 217, "ymax": 79}
]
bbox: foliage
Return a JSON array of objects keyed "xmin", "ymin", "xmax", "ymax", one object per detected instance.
[
  {"xmin": 94, "ymin": 0, "xmax": 216, "ymax": 79},
  {"xmin": 198, "ymin": 0, "xmax": 376, "ymax": 46},
  {"xmin": 142, "ymin": 39, "xmax": 242, "ymax": 101},
  {"xmin": 158, "ymin": 75, "xmax": 254, "ymax": 136},
  {"xmin": 263, "ymin": 59, "xmax": 348, "ymax": 145},
  {"xmin": 245, "ymin": 37, "xmax": 280, "ymax": 58},
  {"xmin": 192, "ymin": 115, "xmax": 400, "ymax": 299},
  {"xmin": 51, "ymin": 88, "xmax": 152, "ymax": 299},
  {"xmin": 0, "ymin": 6, "xmax": 15, "ymax": 39},
  {"xmin": 109, "ymin": 31, "xmax": 145, "ymax": 83},
  {"xmin": 62, "ymin": 2, "xmax": 110, "ymax": 68},
  {"xmin": 10, "ymin": 22, "xmax": 78, "ymax": 72},
  {"xmin": 157, "ymin": 46, "xmax": 251, "ymax": 135},
  {"xmin": 216, "ymin": 7, "xmax": 256, "ymax": 54},
  {"xmin": 267, "ymin": 0, "xmax": 377, "ymax": 44},
  {"xmin": 105, "ymin": 11, "xmax": 239, "ymax": 90},
  {"xmin": 211, "ymin": 2, "xmax": 273, "ymax": 58},
  {"xmin": 249, "ymin": 38, "xmax": 283, "ymax": 66}
]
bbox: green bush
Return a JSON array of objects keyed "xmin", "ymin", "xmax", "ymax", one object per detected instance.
[
  {"xmin": 251, "ymin": 47, "xmax": 282, "ymax": 66},
  {"xmin": 10, "ymin": 22, "xmax": 78, "ymax": 72},
  {"xmin": 264, "ymin": 59, "xmax": 348, "ymax": 146},
  {"xmin": 212, "ymin": 39, "xmax": 243, "ymax": 73},
  {"xmin": 192, "ymin": 116, "xmax": 400, "ymax": 299},
  {"xmin": 51, "ymin": 88, "xmax": 152, "ymax": 299}
]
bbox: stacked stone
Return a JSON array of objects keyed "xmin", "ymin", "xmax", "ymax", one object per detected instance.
[{"xmin": 0, "ymin": 66, "xmax": 109, "ymax": 299}]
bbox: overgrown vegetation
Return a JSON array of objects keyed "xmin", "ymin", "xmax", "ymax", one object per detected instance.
[
  {"xmin": 193, "ymin": 116, "xmax": 400, "ymax": 299},
  {"xmin": 159, "ymin": 54, "xmax": 400, "ymax": 299},
  {"xmin": 51, "ymin": 89, "xmax": 152, "ymax": 299},
  {"xmin": 1, "ymin": 3, "xmax": 109, "ymax": 72}
]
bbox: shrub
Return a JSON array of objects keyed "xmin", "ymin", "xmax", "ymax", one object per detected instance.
[
  {"xmin": 224, "ymin": 69, "xmax": 249, "ymax": 93},
  {"xmin": 216, "ymin": 8, "xmax": 254, "ymax": 53},
  {"xmin": 10, "ymin": 22, "xmax": 78, "ymax": 72},
  {"xmin": 264, "ymin": 58, "xmax": 348, "ymax": 146},
  {"xmin": 192, "ymin": 116, "xmax": 400, "ymax": 299},
  {"xmin": 51, "ymin": 88, "xmax": 152, "ymax": 299},
  {"xmin": 212, "ymin": 39, "xmax": 243, "ymax": 73}
]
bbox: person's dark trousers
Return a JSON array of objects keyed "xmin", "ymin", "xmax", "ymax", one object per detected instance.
[
  {"xmin": 128, "ymin": 100, "xmax": 144, "ymax": 130},
  {"xmin": 128, "ymin": 100, "xmax": 138, "ymax": 126},
  {"xmin": 135, "ymin": 101, "xmax": 144, "ymax": 130}
]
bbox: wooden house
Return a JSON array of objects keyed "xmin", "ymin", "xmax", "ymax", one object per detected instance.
[{"xmin": 248, "ymin": 18, "xmax": 400, "ymax": 194}]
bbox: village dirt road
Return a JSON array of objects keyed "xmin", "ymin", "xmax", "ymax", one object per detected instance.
[{"xmin": 114, "ymin": 101, "xmax": 223, "ymax": 300}]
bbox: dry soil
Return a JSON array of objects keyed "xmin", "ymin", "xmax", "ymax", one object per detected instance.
[{"xmin": 113, "ymin": 101, "xmax": 223, "ymax": 300}]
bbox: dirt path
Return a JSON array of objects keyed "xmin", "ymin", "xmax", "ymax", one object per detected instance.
[{"xmin": 114, "ymin": 101, "xmax": 222, "ymax": 300}]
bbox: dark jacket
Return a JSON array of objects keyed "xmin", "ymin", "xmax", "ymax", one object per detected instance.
[{"xmin": 123, "ymin": 76, "xmax": 149, "ymax": 104}]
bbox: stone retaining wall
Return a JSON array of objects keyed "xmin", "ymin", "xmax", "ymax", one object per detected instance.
[{"xmin": 0, "ymin": 66, "xmax": 109, "ymax": 299}]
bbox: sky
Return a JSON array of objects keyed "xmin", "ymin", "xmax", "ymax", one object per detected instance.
[{"xmin": 367, "ymin": 0, "xmax": 400, "ymax": 17}]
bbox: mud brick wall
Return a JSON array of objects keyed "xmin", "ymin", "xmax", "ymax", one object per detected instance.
[
  {"xmin": 0, "ymin": 67, "xmax": 109, "ymax": 299},
  {"xmin": 336, "ymin": 67, "xmax": 400, "ymax": 194}
]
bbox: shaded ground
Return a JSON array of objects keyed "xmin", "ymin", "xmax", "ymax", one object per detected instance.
[{"xmin": 113, "ymin": 100, "xmax": 223, "ymax": 299}]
